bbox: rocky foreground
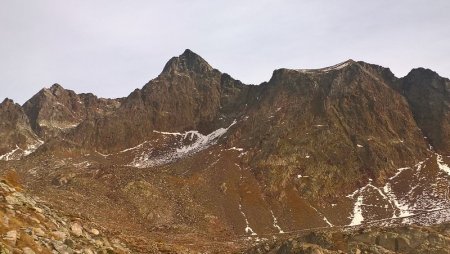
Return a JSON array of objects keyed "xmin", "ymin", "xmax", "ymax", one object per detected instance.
[
  {"xmin": 0, "ymin": 172, "xmax": 130, "ymax": 254},
  {"xmin": 245, "ymin": 223, "xmax": 450, "ymax": 254}
]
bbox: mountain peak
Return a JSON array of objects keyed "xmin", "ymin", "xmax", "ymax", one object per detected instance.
[
  {"xmin": 406, "ymin": 67, "xmax": 441, "ymax": 79},
  {"xmin": 162, "ymin": 49, "xmax": 213, "ymax": 74},
  {"xmin": 180, "ymin": 48, "xmax": 197, "ymax": 58},
  {"xmin": 1, "ymin": 98, "xmax": 15, "ymax": 106},
  {"xmin": 49, "ymin": 83, "xmax": 64, "ymax": 91}
]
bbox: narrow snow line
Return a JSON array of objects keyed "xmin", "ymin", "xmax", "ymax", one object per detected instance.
[
  {"xmin": 310, "ymin": 205, "xmax": 333, "ymax": 227},
  {"xmin": 388, "ymin": 167, "xmax": 410, "ymax": 180},
  {"xmin": 367, "ymin": 184, "xmax": 390, "ymax": 200},
  {"xmin": 239, "ymin": 204, "xmax": 257, "ymax": 236},
  {"xmin": 270, "ymin": 210, "xmax": 284, "ymax": 233},
  {"xmin": 152, "ymin": 130, "xmax": 183, "ymax": 136},
  {"xmin": 95, "ymin": 150, "xmax": 111, "ymax": 157},
  {"xmin": 0, "ymin": 145, "xmax": 21, "ymax": 161},
  {"xmin": 296, "ymin": 61, "xmax": 352, "ymax": 73},
  {"xmin": 119, "ymin": 141, "xmax": 148, "ymax": 153},
  {"xmin": 227, "ymin": 147, "xmax": 244, "ymax": 152}
]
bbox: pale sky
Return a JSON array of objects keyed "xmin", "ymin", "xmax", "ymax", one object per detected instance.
[{"xmin": 1, "ymin": 0, "xmax": 449, "ymax": 104}]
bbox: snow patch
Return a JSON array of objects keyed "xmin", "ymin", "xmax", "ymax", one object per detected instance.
[
  {"xmin": 0, "ymin": 145, "xmax": 21, "ymax": 161},
  {"xmin": 23, "ymin": 139, "xmax": 44, "ymax": 156},
  {"xmin": 349, "ymin": 195, "xmax": 364, "ymax": 226},
  {"xmin": 227, "ymin": 147, "xmax": 244, "ymax": 152},
  {"xmin": 270, "ymin": 210, "xmax": 284, "ymax": 233},
  {"xmin": 383, "ymin": 183, "xmax": 412, "ymax": 218},
  {"xmin": 296, "ymin": 61, "xmax": 352, "ymax": 73},
  {"xmin": 130, "ymin": 120, "xmax": 237, "ymax": 168},
  {"xmin": 437, "ymin": 154, "xmax": 450, "ymax": 176},
  {"xmin": 0, "ymin": 139, "xmax": 44, "ymax": 161},
  {"xmin": 239, "ymin": 204, "xmax": 256, "ymax": 235}
]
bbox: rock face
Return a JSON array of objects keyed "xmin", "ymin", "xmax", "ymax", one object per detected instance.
[
  {"xmin": 0, "ymin": 99, "xmax": 41, "ymax": 160},
  {"xmin": 22, "ymin": 83, "xmax": 121, "ymax": 139},
  {"xmin": 69, "ymin": 49, "xmax": 250, "ymax": 151},
  {"xmin": 0, "ymin": 49, "xmax": 449, "ymax": 253},
  {"xmin": 397, "ymin": 68, "xmax": 450, "ymax": 153},
  {"xmin": 233, "ymin": 61, "xmax": 429, "ymax": 200}
]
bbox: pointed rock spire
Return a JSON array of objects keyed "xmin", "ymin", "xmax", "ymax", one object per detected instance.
[
  {"xmin": 1, "ymin": 98, "xmax": 15, "ymax": 107},
  {"xmin": 162, "ymin": 49, "xmax": 214, "ymax": 74}
]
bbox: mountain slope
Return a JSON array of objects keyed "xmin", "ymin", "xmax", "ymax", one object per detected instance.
[
  {"xmin": 0, "ymin": 50, "xmax": 449, "ymax": 253},
  {"xmin": 231, "ymin": 61, "xmax": 429, "ymax": 200},
  {"xmin": 68, "ymin": 49, "xmax": 251, "ymax": 151}
]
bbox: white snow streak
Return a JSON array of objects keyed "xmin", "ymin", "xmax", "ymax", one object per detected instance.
[
  {"xmin": 437, "ymin": 154, "xmax": 450, "ymax": 176},
  {"xmin": 0, "ymin": 145, "xmax": 21, "ymax": 161},
  {"xmin": 270, "ymin": 210, "xmax": 284, "ymax": 233},
  {"xmin": 119, "ymin": 141, "xmax": 148, "ymax": 153},
  {"xmin": 239, "ymin": 204, "xmax": 256, "ymax": 235},
  {"xmin": 296, "ymin": 61, "xmax": 352, "ymax": 73},
  {"xmin": 310, "ymin": 205, "xmax": 333, "ymax": 227},
  {"xmin": 0, "ymin": 139, "xmax": 44, "ymax": 161},
  {"xmin": 349, "ymin": 195, "xmax": 364, "ymax": 226},
  {"xmin": 23, "ymin": 139, "xmax": 44, "ymax": 156},
  {"xmin": 227, "ymin": 147, "xmax": 244, "ymax": 152}
]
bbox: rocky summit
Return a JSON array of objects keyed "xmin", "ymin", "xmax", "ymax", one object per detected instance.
[{"xmin": 0, "ymin": 49, "xmax": 449, "ymax": 253}]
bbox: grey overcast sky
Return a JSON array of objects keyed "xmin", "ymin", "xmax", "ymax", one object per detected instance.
[{"xmin": 1, "ymin": 0, "xmax": 449, "ymax": 104}]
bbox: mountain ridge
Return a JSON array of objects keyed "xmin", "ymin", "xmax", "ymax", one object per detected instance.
[{"xmin": 0, "ymin": 49, "xmax": 449, "ymax": 253}]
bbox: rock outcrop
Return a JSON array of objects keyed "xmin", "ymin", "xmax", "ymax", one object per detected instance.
[
  {"xmin": 0, "ymin": 175, "xmax": 130, "ymax": 253},
  {"xmin": 397, "ymin": 68, "xmax": 450, "ymax": 153},
  {"xmin": 0, "ymin": 99, "xmax": 41, "ymax": 160},
  {"xmin": 22, "ymin": 84, "xmax": 121, "ymax": 139}
]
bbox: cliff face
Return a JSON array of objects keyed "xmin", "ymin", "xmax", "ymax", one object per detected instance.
[
  {"xmin": 0, "ymin": 50, "xmax": 449, "ymax": 253},
  {"xmin": 398, "ymin": 68, "xmax": 450, "ymax": 153},
  {"xmin": 231, "ymin": 61, "xmax": 429, "ymax": 201},
  {"xmin": 22, "ymin": 84, "xmax": 122, "ymax": 140},
  {"xmin": 0, "ymin": 98, "xmax": 41, "ymax": 159}
]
